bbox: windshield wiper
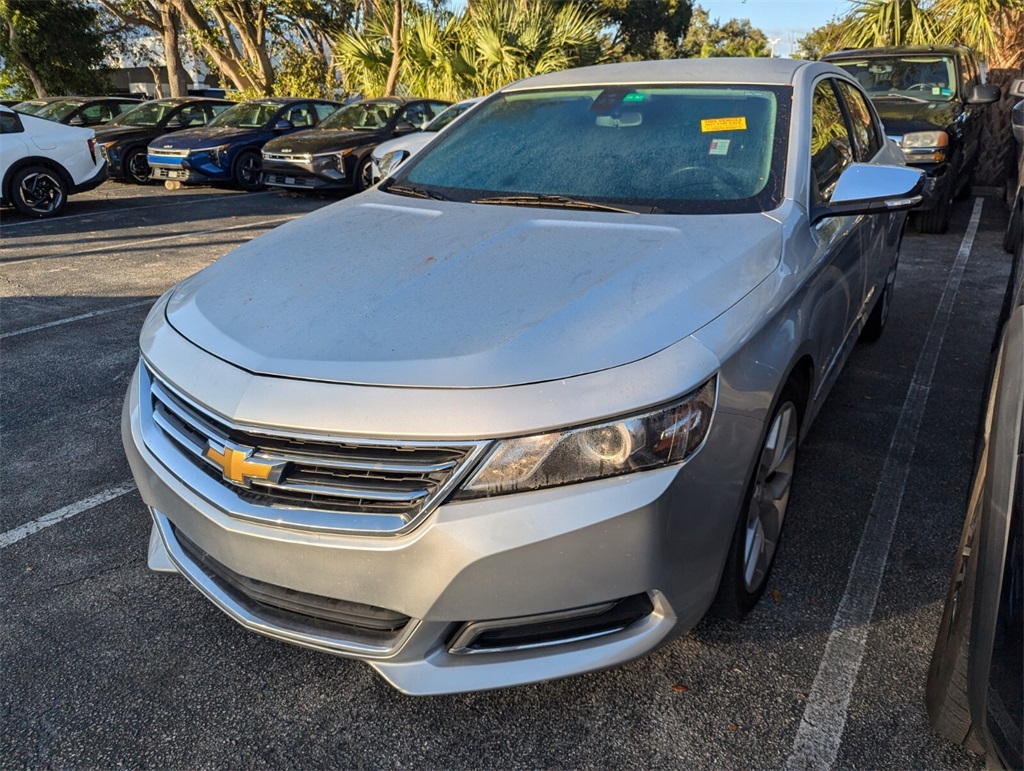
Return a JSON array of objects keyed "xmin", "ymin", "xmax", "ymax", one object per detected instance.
[
  {"xmin": 386, "ymin": 184, "xmax": 451, "ymax": 201},
  {"xmin": 872, "ymin": 92, "xmax": 930, "ymax": 104},
  {"xmin": 471, "ymin": 194, "xmax": 651, "ymax": 214}
]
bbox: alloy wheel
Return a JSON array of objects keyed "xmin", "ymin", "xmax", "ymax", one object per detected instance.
[
  {"xmin": 743, "ymin": 402, "xmax": 798, "ymax": 592},
  {"xmin": 18, "ymin": 171, "xmax": 65, "ymax": 215}
]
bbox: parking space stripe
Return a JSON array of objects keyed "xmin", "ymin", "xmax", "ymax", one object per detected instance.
[
  {"xmin": 0, "ymin": 191, "xmax": 272, "ymax": 230},
  {"xmin": 0, "ymin": 299, "xmax": 154, "ymax": 340},
  {"xmin": 0, "ymin": 482, "xmax": 136, "ymax": 549},
  {"xmin": 786, "ymin": 198, "xmax": 985, "ymax": 770}
]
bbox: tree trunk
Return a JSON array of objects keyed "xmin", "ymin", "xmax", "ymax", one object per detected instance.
[
  {"xmin": 977, "ymin": 67, "xmax": 1021, "ymax": 190},
  {"xmin": 384, "ymin": 0, "xmax": 402, "ymax": 96},
  {"xmin": 4, "ymin": 17, "xmax": 46, "ymax": 96},
  {"xmin": 159, "ymin": 3, "xmax": 191, "ymax": 97}
]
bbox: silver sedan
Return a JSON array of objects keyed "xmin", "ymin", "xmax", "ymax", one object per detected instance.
[{"xmin": 123, "ymin": 58, "xmax": 924, "ymax": 694}]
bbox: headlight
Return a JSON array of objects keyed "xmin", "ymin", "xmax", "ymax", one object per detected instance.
[
  {"xmin": 900, "ymin": 130, "xmax": 948, "ymax": 163},
  {"xmin": 454, "ymin": 378, "xmax": 716, "ymax": 499},
  {"xmin": 103, "ymin": 141, "xmax": 120, "ymax": 161},
  {"xmin": 333, "ymin": 148, "xmax": 353, "ymax": 172},
  {"xmin": 377, "ymin": 149, "xmax": 410, "ymax": 179},
  {"xmin": 192, "ymin": 144, "xmax": 231, "ymax": 165}
]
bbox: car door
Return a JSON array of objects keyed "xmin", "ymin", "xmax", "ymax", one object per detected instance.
[
  {"xmin": 959, "ymin": 52, "xmax": 984, "ymax": 166},
  {"xmin": 808, "ymin": 77, "xmax": 868, "ymax": 392},
  {"xmin": 833, "ymin": 78, "xmax": 897, "ymax": 311}
]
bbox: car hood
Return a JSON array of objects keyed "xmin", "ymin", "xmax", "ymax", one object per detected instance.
[
  {"xmin": 373, "ymin": 132, "xmax": 434, "ymax": 160},
  {"xmin": 165, "ymin": 191, "xmax": 782, "ymax": 388},
  {"xmin": 264, "ymin": 128, "xmax": 386, "ymax": 154},
  {"xmin": 94, "ymin": 125, "xmax": 155, "ymax": 143},
  {"xmin": 870, "ymin": 99, "xmax": 961, "ymax": 136},
  {"xmin": 150, "ymin": 125, "xmax": 264, "ymax": 149}
]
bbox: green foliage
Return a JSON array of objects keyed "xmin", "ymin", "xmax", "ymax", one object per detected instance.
[
  {"xmin": 0, "ymin": 0, "xmax": 112, "ymax": 97},
  {"xmin": 793, "ymin": 19, "xmax": 848, "ymax": 59},
  {"xmin": 336, "ymin": 0, "xmax": 604, "ymax": 100},
  {"xmin": 681, "ymin": 5, "xmax": 770, "ymax": 58},
  {"xmin": 574, "ymin": 0, "xmax": 692, "ymax": 61}
]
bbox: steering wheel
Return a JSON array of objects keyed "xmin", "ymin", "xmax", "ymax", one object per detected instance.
[
  {"xmin": 667, "ymin": 165, "xmax": 745, "ymax": 199},
  {"xmin": 908, "ymin": 83, "xmax": 937, "ymax": 91}
]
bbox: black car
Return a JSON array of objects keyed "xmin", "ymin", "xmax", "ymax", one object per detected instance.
[
  {"xmin": 94, "ymin": 97, "xmax": 232, "ymax": 183},
  {"xmin": 925, "ymin": 79, "xmax": 1023, "ymax": 766},
  {"xmin": 1005, "ymin": 78, "xmax": 1024, "ymax": 255},
  {"xmin": 823, "ymin": 45, "xmax": 999, "ymax": 234},
  {"xmin": 28, "ymin": 96, "xmax": 144, "ymax": 127},
  {"xmin": 261, "ymin": 97, "xmax": 450, "ymax": 192}
]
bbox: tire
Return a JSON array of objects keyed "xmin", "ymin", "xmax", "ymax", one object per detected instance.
[
  {"xmin": 1004, "ymin": 196, "xmax": 1021, "ymax": 255},
  {"xmin": 9, "ymin": 164, "xmax": 68, "ymax": 218},
  {"xmin": 232, "ymin": 150, "xmax": 264, "ymax": 192},
  {"xmin": 954, "ymin": 168, "xmax": 974, "ymax": 201},
  {"xmin": 710, "ymin": 382, "xmax": 803, "ymax": 619},
  {"xmin": 862, "ymin": 255, "xmax": 899, "ymax": 342},
  {"xmin": 355, "ymin": 155, "xmax": 374, "ymax": 192},
  {"xmin": 925, "ymin": 497, "xmax": 985, "ymax": 755},
  {"xmin": 123, "ymin": 147, "xmax": 151, "ymax": 184},
  {"xmin": 914, "ymin": 178, "xmax": 954, "ymax": 234}
]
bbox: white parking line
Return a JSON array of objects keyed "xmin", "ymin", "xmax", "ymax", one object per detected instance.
[
  {"xmin": 0, "ymin": 299, "xmax": 154, "ymax": 340},
  {"xmin": 786, "ymin": 197, "xmax": 985, "ymax": 770},
  {"xmin": 0, "ymin": 191, "xmax": 272, "ymax": 230},
  {"xmin": 0, "ymin": 482, "xmax": 136, "ymax": 549}
]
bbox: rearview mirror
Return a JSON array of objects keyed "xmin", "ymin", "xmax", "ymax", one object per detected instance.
[
  {"xmin": 812, "ymin": 163, "xmax": 925, "ymax": 224},
  {"xmin": 967, "ymin": 84, "xmax": 1000, "ymax": 105}
]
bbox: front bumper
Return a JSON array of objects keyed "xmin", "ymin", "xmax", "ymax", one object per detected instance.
[
  {"xmin": 262, "ymin": 157, "xmax": 349, "ymax": 191},
  {"xmin": 148, "ymin": 154, "xmax": 227, "ymax": 185},
  {"xmin": 122, "ymin": 339, "xmax": 760, "ymax": 694}
]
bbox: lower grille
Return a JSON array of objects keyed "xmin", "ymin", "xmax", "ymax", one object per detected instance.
[
  {"xmin": 152, "ymin": 166, "xmax": 187, "ymax": 179},
  {"xmin": 449, "ymin": 594, "xmax": 655, "ymax": 654},
  {"xmin": 174, "ymin": 526, "xmax": 410, "ymax": 643},
  {"xmin": 265, "ymin": 172, "xmax": 315, "ymax": 187}
]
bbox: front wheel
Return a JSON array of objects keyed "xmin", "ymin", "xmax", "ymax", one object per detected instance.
[
  {"xmin": 10, "ymin": 165, "xmax": 67, "ymax": 218},
  {"xmin": 232, "ymin": 150, "xmax": 264, "ymax": 192},
  {"xmin": 355, "ymin": 155, "xmax": 374, "ymax": 192},
  {"xmin": 862, "ymin": 256, "xmax": 898, "ymax": 342},
  {"xmin": 710, "ymin": 384, "xmax": 802, "ymax": 618},
  {"xmin": 914, "ymin": 178, "xmax": 953, "ymax": 234},
  {"xmin": 124, "ymin": 147, "xmax": 151, "ymax": 184}
]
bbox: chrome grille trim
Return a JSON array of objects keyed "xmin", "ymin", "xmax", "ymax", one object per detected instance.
[
  {"xmin": 148, "ymin": 147, "xmax": 190, "ymax": 157},
  {"xmin": 139, "ymin": 363, "xmax": 490, "ymax": 535},
  {"xmin": 262, "ymin": 152, "xmax": 311, "ymax": 162}
]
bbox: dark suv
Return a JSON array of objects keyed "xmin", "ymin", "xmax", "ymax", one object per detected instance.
[{"xmin": 823, "ymin": 45, "xmax": 999, "ymax": 233}]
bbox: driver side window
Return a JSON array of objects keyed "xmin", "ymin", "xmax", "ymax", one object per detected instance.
[{"xmin": 810, "ymin": 80, "xmax": 854, "ymax": 205}]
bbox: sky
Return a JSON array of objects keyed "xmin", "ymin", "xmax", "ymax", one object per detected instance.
[{"xmin": 697, "ymin": 0, "xmax": 851, "ymax": 57}]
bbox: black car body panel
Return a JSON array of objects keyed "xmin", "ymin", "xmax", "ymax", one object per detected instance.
[{"xmin": 261, "ymin": 98, "xmax": 449, "ymax": 191}]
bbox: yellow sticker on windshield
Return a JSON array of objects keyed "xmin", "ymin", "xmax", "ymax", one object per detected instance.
[{"xmin": 701, "ymin": 117, "xmax": 747, "ymax": 132}]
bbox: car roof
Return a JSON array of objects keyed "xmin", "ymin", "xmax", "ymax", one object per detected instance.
[
  {"xmin": 822, "ymin": 45, "xmax": 971, "ymax": 59},
  {"xmin": 502, "ymin": 58, "xmax": 817, "ymax": 91}
]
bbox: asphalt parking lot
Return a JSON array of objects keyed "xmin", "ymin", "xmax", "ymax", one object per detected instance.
[{"xmin": 0, "ymin": 181, "xmax": 1013, "ymax": 768}]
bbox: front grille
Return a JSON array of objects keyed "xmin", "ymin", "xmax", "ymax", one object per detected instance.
[
  {"xmin": 265, "ymin": 172, "xmax": 315, "ymax": 187},
  {"xmin": 152, "ymin": 167, "xmax": 187, "ymax": 179},
  {"xmin": 145, "ymin": 367, "xmax": 487, "ymax": 532},
  {"xmin": 174, "ymin": 526, "xmax": 411, "ymax": 644}
]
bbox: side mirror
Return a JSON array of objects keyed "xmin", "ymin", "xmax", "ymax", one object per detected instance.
[
  {"xmin": 812, "ymin": 163, "xmax": 925, "ymax": 224},
  {"xmin": 967, "ymin": 83, "xmax": 1000, "ymax": 105},
  {"xmin": 165, "ymin": 118, "xmax": 184, "ymax": 130},
  {"xmin": 273, "ymin": 119, "xmax": 294, "ymax": 131},
  {"xmin": 1008, "ymin": 78, "xmax": 1024, "ymax": 99},
  {"xmin": 394, "ymin": 119, "xmax": 417, "ymax": 133},
  {"xmin": 1012, "ymin": 102, "xmax": 1023, "ymax": 145},
  {"xmin": 69, "ymin": 115, "xmax": 86, "ymax": 126}
]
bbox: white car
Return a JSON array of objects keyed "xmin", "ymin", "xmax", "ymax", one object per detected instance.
[
  {"xmin": 0, "ymin": 105, "xmax": 107, "ymax": 217},
  {"xmin": 370, "ymin": 97, "xmax": 483, "ymax": 183}
]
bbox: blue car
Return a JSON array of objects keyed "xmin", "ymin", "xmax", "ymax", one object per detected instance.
[{"xmin": 147, "ymin": 98, "xmax": 342, "ymax": 191}]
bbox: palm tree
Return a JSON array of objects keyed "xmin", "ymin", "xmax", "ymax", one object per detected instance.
[{"xmin": 838, "ymin": 0, "xmax": 940, "ymax": 48}]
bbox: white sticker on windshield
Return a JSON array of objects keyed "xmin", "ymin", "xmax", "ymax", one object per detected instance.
[{"xmin": 709, "ymin": 138, "xmax": 731, "ymax": 156}]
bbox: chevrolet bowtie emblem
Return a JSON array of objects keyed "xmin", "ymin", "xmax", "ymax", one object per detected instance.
[{"xmin": 205, "ymin": 441, "xmax": 285, "ymax": 488}]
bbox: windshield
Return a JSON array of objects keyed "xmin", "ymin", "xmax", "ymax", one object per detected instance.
[
  {"xmin": 425, "ymin": 100, "xmax": 478, "ymax": 133},
  {"xmin": 829, "ymin": 56, "xmax": 957, "ymax": 102},
  {"xmin": 35, "ymin": 100, "xmax": 84, "ymax": 121},
  {"xmin": 209, "ymin": 101, "xmax": 279, "ymax": 129},
  {"xmin": 109, "ymin": 101, "xmax": 177, "ymax": 127},
  {"xmin": 392, "ymin": 85, "xmax": 789, "ymax": 215},
  {"xmin": 320, "ymin": 102, "xmax": 398, "ymax": 130}
]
